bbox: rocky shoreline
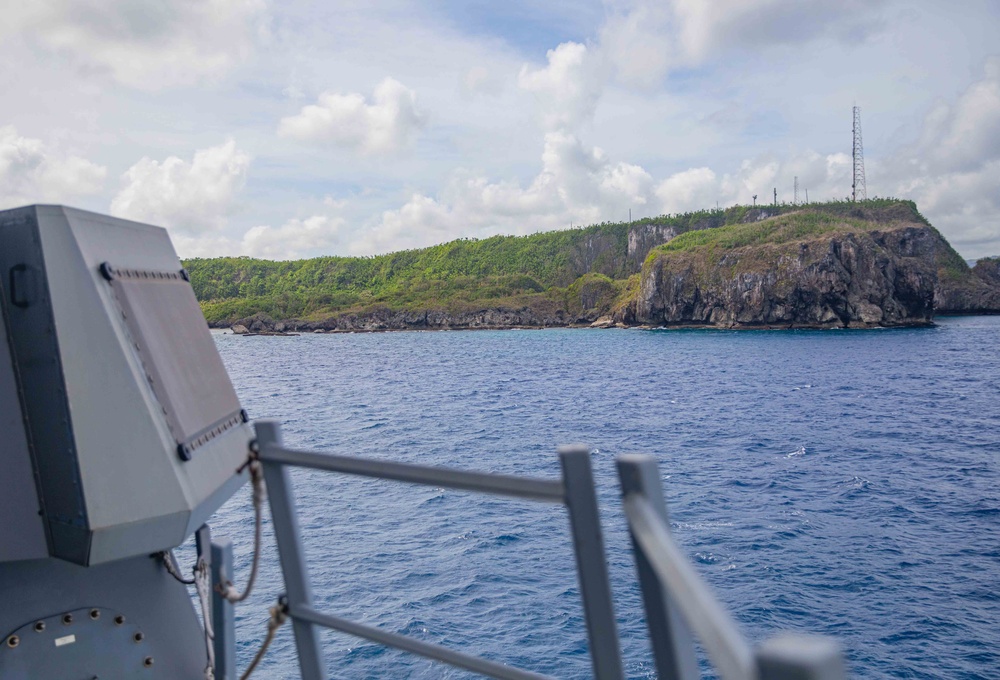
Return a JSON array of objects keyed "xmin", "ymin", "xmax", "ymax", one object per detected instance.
[{"xmin": 222, "ymin": 308, "xmax": 943, "ymax": 337}]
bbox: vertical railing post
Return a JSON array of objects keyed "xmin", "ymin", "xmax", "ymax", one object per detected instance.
[
  {"xmin": 756, "ymin": 635, "xmax": 846, "ymax": 680},
  {"xmin": 256, "ymin": 420, "xmax": 327, "ymax": 680},
  {"xmin": 616, "ymin": 454, "xmax": 699, "ymax": 680},
  {"xmin": 194, "ymin": 525, "xmax": 218, "ymax": 678},
  {"xmin": 558, "ymin": 445, "xmax": 625, "ymax": 680},
  {"xmin": 211, "ymin": 537, "xmax": 237, "ymax": 680}
]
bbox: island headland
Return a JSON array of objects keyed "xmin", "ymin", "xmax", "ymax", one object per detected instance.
[{"xmin": 184, "ymin": 199, "xmax": 1000, "ymax": 332}]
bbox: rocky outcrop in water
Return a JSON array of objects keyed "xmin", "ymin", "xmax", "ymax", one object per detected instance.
[
  {"xmin": 973, "ymin": 257, "xmax": 1000, "ymax": 286},
  {"xmin": 621, "ymin": 225, "xmax": 941, "ymax": 328},
  {"xmin": 935, "ymin": 257, "xmax": 1000, "ymax": 314}
]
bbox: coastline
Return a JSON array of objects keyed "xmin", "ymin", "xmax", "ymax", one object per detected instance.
[{"xmin": 218, "ymin": 317, "xmax": 940, "ymax": 335}]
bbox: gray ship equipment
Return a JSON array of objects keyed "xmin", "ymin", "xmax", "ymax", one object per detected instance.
[{"xmin": 1, "ymin": 205, "xmax": 252, "ymax": 678}]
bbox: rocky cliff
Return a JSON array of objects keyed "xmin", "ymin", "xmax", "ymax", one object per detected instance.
[
  {"xmin": 619, "ymin": 211, "xmax": 950, "ymax": 329},
  {"xmin": 935, "ymin": 257, "xmax": 1000, "ymax": 314}
]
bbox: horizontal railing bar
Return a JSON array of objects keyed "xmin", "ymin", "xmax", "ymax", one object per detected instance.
[
  {"xmin": 624, "ymin": 494, "xmax": 757, "ymax": 680},
  {"xmin": 292, "ymin": 604, "xmax": 553, "ymax": 680},
  {"xmin": 259, "ymin": 444, "xmax": 566, "ymax": 503}
]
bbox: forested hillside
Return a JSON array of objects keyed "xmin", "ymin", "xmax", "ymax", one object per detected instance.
[
  {"xmin": 185, "ymin": 207, "xmax": 718, "ymax": 323},
  {"xmin": 187, "ymin": 200, "xmax": 936, "ymax": 326}
]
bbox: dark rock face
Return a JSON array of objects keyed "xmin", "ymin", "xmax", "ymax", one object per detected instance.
[
  {"xmin": 569, "ymin": 233, "xmax": 621, "ymax": 280},
  {"xmin": 566, "ymin": 222, "xmax": 683, "ymax": 281},
  {"xmin": 973, "ymin": 257, "xmax": 1000, "ymax": 286},
  {"xmin": 627, "ymin": 223, "xmax": 678, "ymax": 270},
  {"xmin": 233, "ymin": 304, "xmax": 577, "ymax": 333},
  {"xmin": 233, "ymin": 312, "xmax": 276, "ymax": 332},
  {"xmin": 935, "ymin": 258, "xmax": 1000, "ymax": 313},
  {"xmin": 319, "ymin": 306, "xmax": 572, "ymax": 331},
  {"xmin": 627, "ymin": 226, "xmax": 940, "ymax": 328}
]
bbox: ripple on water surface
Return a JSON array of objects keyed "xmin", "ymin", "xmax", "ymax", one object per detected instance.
[{"xmin": 184, "ymin": 317, "xmax": 1000, "ymax": 679}]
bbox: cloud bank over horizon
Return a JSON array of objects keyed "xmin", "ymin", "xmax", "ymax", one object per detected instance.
[{"xmin": 1, "ymin": 0, "xmax": 998, "ymax": 260}]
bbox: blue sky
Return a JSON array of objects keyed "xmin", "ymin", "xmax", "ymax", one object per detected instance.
[{"xmin": 1, "ymin": 0, "xmax": 998, "ymax": 259}]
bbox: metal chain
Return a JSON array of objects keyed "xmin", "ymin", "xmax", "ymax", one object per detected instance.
[
  {"xmin": 194, "ymin": 557, "xmax": 216, "ymax": 680},
  {"xmin": 239, "ymin": 598, "xmax": 289, "ymax": 680},
  {"xmin": 218, "ymin": 449, "xmax": 265, "ymax": 604}
]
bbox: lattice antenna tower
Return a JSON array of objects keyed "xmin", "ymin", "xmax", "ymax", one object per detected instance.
[
  {"xmin": 794, "ymin": 176, "xmax": 799, "ymax": 205},
  {"xmin": 852, "ymin": 105, "xmax": 867, "ymax": 201}
]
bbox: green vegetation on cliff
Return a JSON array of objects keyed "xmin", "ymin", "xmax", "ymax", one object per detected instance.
[
  {"xmin": 185, "ymin": 198, "xmax": 963, "ymax": 326},
  {"xmin": 186, "ymin": 208, "xmax": 720, "ymax": 323}
]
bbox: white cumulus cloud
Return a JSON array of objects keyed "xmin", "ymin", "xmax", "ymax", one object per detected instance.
[
  {"xmin": 278, "ymin": 78, "xmax": 426, "ymax": 155},
  {"xmin": 909, "ymin": 57, "xmax": 1000, "ymax": 175},
  {"xmin": 351, "ymin": 131, "xmax": 655, "ymax": 255},
  {"xmin": 1, "ymin": 0, "xmax": 267, "ymax": 89},
  {"xmin": 518, "ymin": 42, "xmax": 606, "ymax": 130},
  {"xmin": 597, "ymin": 0, "xmax": 888, "ymax": 89},
  {"xmin": 655, "ymin": 150, "xmax": 857, "ymax": 214},
  {"xmin": 887, "ymin": 58, "xmax": 1000, "ymax": 257},
  {"xmin": 461, "ymin": 66, "xmax": 503, "ymax": 98},
  {"xmin": 242, "ymin": 214, "xmax": 345, "ymax": 260},
  {"xmin": 0, "ymin": 125, "xmax": 106, "ymax": 207},
  {"xmin": 599, "ymin": 2, "xmax": 674, "ymax": 89},
  {"xmin": 655, "ymin": 168, "xmax": 718, "ymax": 214},
  {"xmin": 110, "ymin": 140, "xmax": 250, "ymax": 232},
  {"xmin": 671, "ymin": 0, "xmax": 886, "ymax": 64}
]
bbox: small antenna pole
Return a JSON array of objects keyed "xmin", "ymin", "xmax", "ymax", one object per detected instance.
[
  {"xmin": 773, "ymin": 187, "xmax": 777, "ymax": 206},
  {"xmin": 805, "ymin": 189, "xmax": 809, "ymax": 204}
]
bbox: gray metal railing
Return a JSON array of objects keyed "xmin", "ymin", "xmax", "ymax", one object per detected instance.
[
  {"xmin": 253, "ymin": 420, "xmax": 625, "ymax": 680},
  {"xmin": 215, "ymin": 421, "xmax": 848, "ymax": 679},
  {"xmin": 616, "ymin": 454, "xmax": 847, "ymax": 680}
]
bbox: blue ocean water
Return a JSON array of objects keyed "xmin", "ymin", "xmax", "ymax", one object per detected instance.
[{"xmin": 193, "ymin": 316, "xmax": 1000, "ymax": 679}]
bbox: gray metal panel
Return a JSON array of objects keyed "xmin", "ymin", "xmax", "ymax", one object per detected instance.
[
  {"xmin": 0, "ymin": 206, "xmax": 90, "ymax": 562},
  {"xmin": 0, "ymin": 269, "xmax": 48, "ymax": 563},
  {"xmin": 40, "ymin": 205, "xmax": 191, "ymax": 551},
  {"xmin": 49, "ymin": 206, "xmax": 251, "ymax": 564},
  {"xmin": 0, "ymin": 554, "xmax": 207, "ymax": 678},
  {"xmin": 0, "ymin": 606, "xmax": 154, "ymax": 679},
  {"xmin": 108, "ymin": 265, "xmax": 243, "ymax": 457},
  {"xmin": 0, "ymin": 205, "xmax": 250, "ymax": 565}
]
